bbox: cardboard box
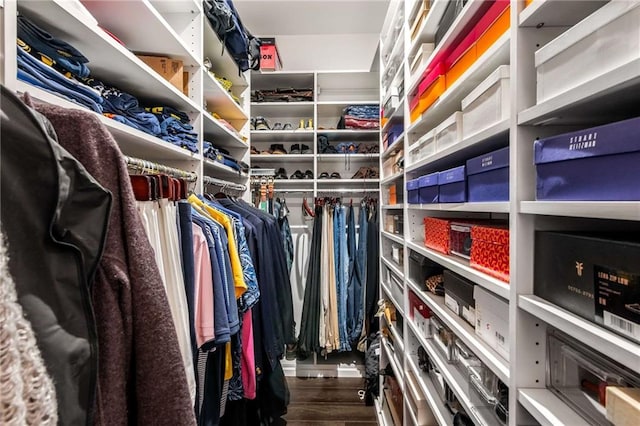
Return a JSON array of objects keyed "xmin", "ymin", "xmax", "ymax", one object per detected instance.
[
  {"xmin": 137, "ymin": 55, "xmax": 184, "ymax": 92},
  {"xmin": 535, "ymin": 117, "xmax": 640, "ymax": 201},
  {"xmin": 607, "ymin": 387, "xmax": 640, "ymax": 426},
  {"xmin": 470, "ymin": 225, "xmax": 509, "ymax": 282},
  {"xmin": 182, "ymin": 71, "xmax": 189, "ymax": 96},
  {"xmin": 535, "ymin": 231, "xmax": 640, "ymax": 343},
  {"xmin": 474, "ymin": 286, "xmax": 509, "ymax": 361},
  {"xmin": 466, "ymin": 146, "xmax": 509, "ymax": 202}
]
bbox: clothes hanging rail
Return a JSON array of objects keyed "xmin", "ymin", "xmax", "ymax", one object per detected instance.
[
  {"xmin": 316, "ymin": 188, "xmax": 379, "ymax": 194},
  {"xmin": 124, "ymin": 156, "xmax": 198, "ymax": 182},
  {"xmin": 203, "ymin": 175, "xmax": 246, "ymax": 192}
]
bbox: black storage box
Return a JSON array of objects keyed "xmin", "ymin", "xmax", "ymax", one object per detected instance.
[
  {"xmin": 535, "ymin": 231, "xmax": 640, "ymax": 343},
  {"xmin": 444, "ymin": 270, "xmax": 476, "ymax": 327},
  {"xmin": 409, "ymin": 250, "xmax": 444, "ymax": 293}
]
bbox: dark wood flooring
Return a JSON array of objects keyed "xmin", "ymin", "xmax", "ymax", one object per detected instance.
[{"xmin": 285, "ymin": 377, "xmax": 377, "ymax": 426}]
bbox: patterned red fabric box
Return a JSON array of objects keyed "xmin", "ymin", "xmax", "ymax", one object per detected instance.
[
  {"xmin": 424, "ymin": 217, "xmax": 452, "ymax": 254},
  {"xmin": 470, "ymin": 226, "xmax": 510, "ymax": 282}
]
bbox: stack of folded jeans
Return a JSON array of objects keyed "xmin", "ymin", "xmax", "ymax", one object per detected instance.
[
  {"xmin": 341, "ymin": 104, "xmax": 380, "ymax": 130},
  {"xmin": 16, "ymin": 14, "xmax": 103, "ymax": 112},
  {"xmin": 16, "ymin": 14, "xmax": 199, "ymax": 153}
]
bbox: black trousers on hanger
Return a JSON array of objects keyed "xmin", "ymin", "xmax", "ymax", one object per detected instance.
[{"xmin": 365, "ymin": 207, "xmax": 379, "ymax": 335}]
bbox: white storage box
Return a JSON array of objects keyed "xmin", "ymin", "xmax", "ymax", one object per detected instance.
[
  {"xmin": 535, "ymin": 2, "xmax": 640, "ymax": 103},
  {"xmin": 435, "ymin": 111, "xmax": 463, "ymax": 152},
  {"xmin": 409, "ymin": 129, "xmax": 436, "ymax": 164},
  {"xmin": 474, "ymin": 286, "xmax": 509, "ymax": 361},
  {"xmin": 390, "ymin": 274, "xmax": 404, "ymax": 311},
  {"xmin": 410, "ymin": 43, "xmax": 435, "ymax": 75},
  {"xmin": 406, "ymin": 370, "xmax": 437, "ymax": 425},
  {"xmin": 461, "ymin": 65, "xmax": 510, "ymax": 139}
]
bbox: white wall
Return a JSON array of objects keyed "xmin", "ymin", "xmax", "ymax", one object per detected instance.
[{"xmin": 267, "ymin": 33, "xmax": 380, "ymax": 72}]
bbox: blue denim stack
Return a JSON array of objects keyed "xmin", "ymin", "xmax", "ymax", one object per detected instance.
[{"xmin": 343, "ymin": 104, "xmax": 380, "ymax": 120}]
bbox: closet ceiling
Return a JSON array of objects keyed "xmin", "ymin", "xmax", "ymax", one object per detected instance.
[{"xmin": 234, "ymin": 0, "xmax": 389, "ymax": 35}]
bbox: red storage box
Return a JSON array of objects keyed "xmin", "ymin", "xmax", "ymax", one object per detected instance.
[
  {"xmin": 424, "ymin": 217, "xmax": 452, "ymax": 254},
  {"xmin": 418, "ymin": 62, "xmax": 445, "ymax": 96},
  {"xmin": 470, "ymin": 225, "xmax": 510, "ymax": 282},
  {"xmin": 260, "ymin": 40, "xmax": 282, "ymax": 71}
]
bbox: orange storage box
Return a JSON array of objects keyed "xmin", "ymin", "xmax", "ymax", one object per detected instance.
[
  {"xmin": 445, "ymin": 44, "xmax": 477, "ymax": 88},
  {"xmin": 418, "ymin": 75, "xmax": 446, "ymax": 117},
  {"xmin": 418, "ymin": 62, "xmax": 445, "ymax": 96},
  {"xmin": 476, "ymin": 5, "xmax": 510, "ymax": 57},
  {"xmin": 525, "ymin": 0, "xmax": 533, "ymax": 6},
  {"xmin": 389, "ymin": 184, "xmax": 397, "ymax": 205}
]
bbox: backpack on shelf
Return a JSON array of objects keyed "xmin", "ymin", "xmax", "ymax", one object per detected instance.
[{"xmin": 203, "ymin": 0, "xmax": 261, "ymax": 74}]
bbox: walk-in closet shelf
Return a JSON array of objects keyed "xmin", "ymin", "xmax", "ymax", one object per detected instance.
[
  {"xmin": 3, "ymin": 0, "xmax": 251, "ymax": 194},
  {"xmin": 375, "ymin": 1, "xmax": 640, "ymax": 425}
]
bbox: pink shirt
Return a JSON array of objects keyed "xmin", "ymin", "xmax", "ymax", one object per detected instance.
[
  {"xmin": 241, "ymin": 310, "xmax": 256, "ymax": 399},
  {"xmin": 192, "ymin": 224, "xmax": 215, "ymax": 347}
]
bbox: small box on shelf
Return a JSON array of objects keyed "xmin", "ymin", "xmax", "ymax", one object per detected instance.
[
  {"xmin": 435, "ymin": 111, "xmax": 463, "ymax": 152},
  {"xmin": 424, "ymin": 217, "xmax": 453, "ymax": 254},
  {"xmin": 408, "ymin": 178, "xmax": 420, "ymax": 204},
  {"xmin": 444, "ymin": 270, "xmax": 476, "ymax": 327},
  {"xmin": 438, "ymin": 165, "xmax": 467, "ymax": 203},
  {"xmin": 461, "ymin": 65, "xmax": 510, "ymax": 140},
  {"xmin": 535, "ymin": 2, "xmax": 640, "ymax": 103},
  {"xmin": 474, "ymin": 286, "xmax": 509, "ymax": 361},
  {"xmin": 607, "ymin": 387, "xmax": 640, "ymax": 426},
  {"xmin": 418, "ymin": 173, "xmax": 439, "ymax": 204},
  {"xmin": 409, "ymin": 129, "xmax": 436, "ymax": 164},
  {"xmin": 535, "ymin": 231, "xmax": 640, "ymax": 344},
  {"xmin": 466, "ymin": 146, "xmax": 509, "ymax": 202},
  {"xmin": 470, "ymin": 225, "xmax": 509, "ymax": 282},
  {"xmin": 534, "ymin": 116, "xmax": 640, "ymax": 201},
  {"xmin": 136, "ymin": 55, "xmax": 184, "ymax": 93}
]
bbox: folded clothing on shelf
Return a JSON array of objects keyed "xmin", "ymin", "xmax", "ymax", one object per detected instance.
[
  {"xmin": 343, "ymin": 104, "xmax": 379, "ymax": 119},
  {"xmin": 16, "ymin": 46, "xmax": 103, "ymax": 113},
  {"xmin": 17, "ymin": 12, "xmax": 90, "ymax": 78}
]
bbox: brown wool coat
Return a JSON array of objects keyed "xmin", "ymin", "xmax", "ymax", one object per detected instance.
[{"xmin": 28, "ymin": 97, "xmax": 196, "ymax": 426}]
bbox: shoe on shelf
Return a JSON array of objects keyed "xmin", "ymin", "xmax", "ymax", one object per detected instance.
[
  {"xmin": 255, "ymin": 116, "xmax": 271, "ymax": 130},
  {"xmin": 297, "ymin": 119, "xmax": 305, "ymax": 130},
  {"xmin": 290, "ymin": 170, "xmax": 304, "ymax": 179},
  {"xmin": 306, "ymin": 118, "xmax": 313, "ymax": 130},
  {"xmin": 290, "ymin": 144, "xmax": 301, "ymax": 155},
  {"xmin": 367, "ymin": 166, "xmax": 379, "ymax": 179},
  {"xmin": 351, "ymin": 166, "xmax": 369, "ymax": 179},
  {"xmin": 304, "ymin": 170, "xmax": 314, "ymax": 179},
  {"xmin": 319, "ymin": 171, "xmax": 330, "ymax": 179},
  {"xmin": 330, "ymin": 172, "xmax": 342, "ymax": 179},
  {"xmin": 272, "ymin": 122, "xmax": 283, "ymax": 131},
  {"xmin": 250, "ymin": 146, "xmax": 260, "ymax": 155},
  {"xmin": 275, "ymin": 167, "xmax": 288, "ymax": 179},
  {"xmin": 270, "ymin": 144, "xmax": 287, "ymax": 154},
  {"xmin": 300, "ymin": 144, "xmax": 311, "ymax": 154},
  {"xmin": 250, "ymin": 117, "xmax": 256, "ymax": 130},
  {"xmin": 283, "ymin": 123, "xmax": 293, "ymax": 130}
]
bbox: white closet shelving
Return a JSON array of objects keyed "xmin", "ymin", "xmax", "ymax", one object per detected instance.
[
  {"xmin": 249, "ymin": 70, "xmax": 380, "ymax": 195},
  {"xmin": 377, "ymin": 1, "xmax": 640, "ymax": 425},
  {"xmin": 2, "ymin": 0, "xmax": 251, "ymax": 192}
]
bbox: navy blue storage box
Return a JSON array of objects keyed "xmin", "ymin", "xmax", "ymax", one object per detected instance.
[
  {"xmin": 466, "ymin": 146, "xmax": 509, "ymax": 202},
  {"xmin": 438, "ymin": 166, "xmax": 467, "ymax": 203},
  {"xmin": 535, "ymin": 117, "xmax": 640, "ymax": 201},
  {"xmin": 418, "ymin": 173, "xmax": 439, "ymax": 203},
  {"xmin": 407, "ymin": 179, "xmax": 420, "ymax": 204}
]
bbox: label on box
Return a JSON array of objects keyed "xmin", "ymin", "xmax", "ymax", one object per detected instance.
[
  {"xmin": 445, "ymin": 293, "xmax": 460, "ymax": 315},
  {"xmin": 595, "ymin": 265, "xmax": 640, "ymax": 343},
  {"xmin": 463, "ymin": 306, "xmax": 476, "ymax": 325}
]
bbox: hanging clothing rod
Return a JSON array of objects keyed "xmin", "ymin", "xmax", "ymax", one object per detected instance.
[
  {"xmin": 316, "ymin": 188, "xmax": 380, "ymax": 194},
  {"xmin": 124, "ymin": 156, "xmax": 198, "ymax": 182},
  {"xmin": 203, "ymin": 175, "xmax": 246, "ymax": 192}
]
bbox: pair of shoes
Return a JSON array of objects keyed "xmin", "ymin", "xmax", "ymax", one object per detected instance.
[
  {"xmin": 356, "ymin": 143, "xmax": 379, "ymax": 154},
  {"xmin": 270, "ymin": 144, "xmax": 287, "ymax": 154},
  {"xmin": 351, "ymin": 166, "xmax": 379, "ymax": 179},
  {"xmin": 290, "ymin": 144, "xmax": 311, "ymax": 154},
  {"xmin": 250, "ymin": 146, "xmax": 259, "ymax": 155},
  {"xmin": 336, "ymin": 142, "xmax": 357, "ymax": 154},
  {"xmin": 290, "ymin": 169, "xmax": 314, "ymax": 179},
  {"xmin": 297, "ymin": 118, "xmax": 313, "ymax": 130},
  {"xmin": 272, "ymin": 122, "xmax": 293, "ymax": 131},
  {"xmin": 318, "ymin": 171, "xmax": 342, "ymax": 179},
  {"xmin": 254, "ymin": 116, "xmax": 270, "ymax": 130},
  {"xmin": 275, "ymin": 168, "xmax": 288, "ymax": 179}
]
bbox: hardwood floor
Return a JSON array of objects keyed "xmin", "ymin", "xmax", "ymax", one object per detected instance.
[{"xmin": 284, "ymin": 377, "xmax": 377, "ymax": 426}]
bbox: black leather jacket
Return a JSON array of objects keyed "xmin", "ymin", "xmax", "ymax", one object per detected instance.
[{"xmin": 1, "ymin": 86, "xmax": 112, "ymax": 425}]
